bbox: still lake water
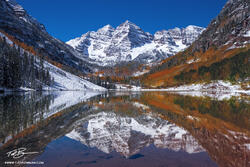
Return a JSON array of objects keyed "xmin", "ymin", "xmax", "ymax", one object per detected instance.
[{"xmin": 0, "ymin": 91, "xmax": 249, "ymax": 167}]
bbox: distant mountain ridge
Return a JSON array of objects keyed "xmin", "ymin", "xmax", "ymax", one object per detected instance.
[{"xmin": 67, "ymin": 21, "xmax": 204, "ymax": 66}]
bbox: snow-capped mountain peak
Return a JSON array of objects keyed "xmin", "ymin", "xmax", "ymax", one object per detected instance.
[
  {"xmin": 97, "ymin": 24, "xmax": 115, "ymax": 36},
  {"xmin": 66, "ymin": 21, "xmax": 205, "ymax": 66},
  {"xmin": 118, "ymin": 20, "xmax": 140, "ymax": 29},
  {"xmin": 112, "ymin": 20, "xmax": 152, "ymax": 47}
]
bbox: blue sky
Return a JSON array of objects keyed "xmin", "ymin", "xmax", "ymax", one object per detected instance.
[{"xmin": 17, "ymin": 0, "xmax": 228, "ymax": 42}]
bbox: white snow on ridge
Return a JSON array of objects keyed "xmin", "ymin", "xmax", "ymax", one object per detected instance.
[{"xmin": 66, "ymin": 37, "xmax": 81, "ymax": 49}]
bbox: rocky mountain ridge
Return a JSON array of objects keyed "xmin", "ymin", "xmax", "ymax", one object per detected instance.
[
  {"xmin": 67, "ymin": 21, "xmax": 205, "ymax": 66},
  {"xmin": 192, "ymin": 0, "xmax": 249, "ymax": 52}
]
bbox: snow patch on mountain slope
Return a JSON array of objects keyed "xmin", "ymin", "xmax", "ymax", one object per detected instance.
[
  {"xmin": 130, "ymin": 42, "xmax": 156, "ymax": 60},
  {"xmin": 43, "ymin": 61, "xmax": 106, "ymax": 91}
]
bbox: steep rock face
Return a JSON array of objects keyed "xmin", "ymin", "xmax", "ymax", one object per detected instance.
[
  {"xmin": 67, "ymin": 21, "xmax": 204, "ymax": 66},
  {"xmin": 0, "ymin": 0, "xmax": 94, "ymax": 73},
  {"xmin": 192, "ymin": 0, "xmax": 249, "ymax": 52},
  {"xmin": 66, "ymin": 112, "xmax": 204, "ymax": 157},
  {"xmin": 5, "ymin": 0, "xmax": 45, "ymax": 31}
]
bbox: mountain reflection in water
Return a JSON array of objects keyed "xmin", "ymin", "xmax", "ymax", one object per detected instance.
[{"xmin": 0, "ymin": 91, "xmax": 249, "ymax": 167}]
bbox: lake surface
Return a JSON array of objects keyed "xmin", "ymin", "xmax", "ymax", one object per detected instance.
[{"xmin": 0, "ymin": 91, "xmax": 249, "ymax": 167}]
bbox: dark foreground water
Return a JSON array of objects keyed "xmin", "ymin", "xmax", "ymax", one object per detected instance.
[{"xmin": 0, "ymin": 91, "xmax": 249, "ymax": 167}]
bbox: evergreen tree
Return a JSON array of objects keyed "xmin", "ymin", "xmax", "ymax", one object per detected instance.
[{"xmin": 0, "ymin": 37, "xmax": 53, "ymax": 90}]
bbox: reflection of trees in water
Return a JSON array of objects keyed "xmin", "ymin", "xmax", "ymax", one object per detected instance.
[
  {"xmin": 140, "ymin": 92, "xmax": 250, "ymax": 130},
  {"xmin": 0, "ymin": 96, "xmax": 91, "ymax": 164},
  {"xmin": 0, "ymin": 92, "xmax": 55, "ymax": 143},
  {"xmin": 172, "ymin": 95, "xmax": 250, "ymax": 130},
  {"xmin": 140, "ymin": 93, "xmax": 250, "ymax": 167}
]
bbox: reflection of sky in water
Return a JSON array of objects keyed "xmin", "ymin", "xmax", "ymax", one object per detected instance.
[{"xmin": 32, "ymin": 136, "xmax": 216, "ymax": 167}]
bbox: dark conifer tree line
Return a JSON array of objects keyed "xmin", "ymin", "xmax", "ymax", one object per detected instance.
[
  {"xmin": 88, "ymin": 76, "xmax": 116, "ymax": 89},
  {"xmin": 0, "ymin": 37, "xmax": 53, "ymax": 90}
]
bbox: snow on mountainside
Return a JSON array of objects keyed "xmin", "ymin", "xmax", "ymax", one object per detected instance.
[
  {"xmin": 43, "ymin": 61, "xmax": 106, "ymax": 91},
  {"xmin": 66, "ymin": 112, "xmax": 204, "ymax": 157},
  {"xmin": 67, "ymin": 21, "xmax": 204, "ymax": 66},
  {"xmin": 0, "ymin": 31, "xmax": 106, "ymax": 91}
]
